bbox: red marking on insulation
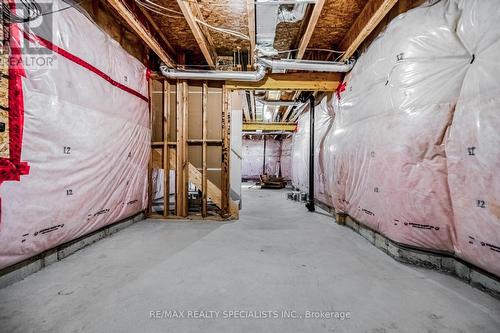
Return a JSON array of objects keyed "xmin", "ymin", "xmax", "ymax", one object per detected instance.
[{"xmin": 22, "ymin": 31, "xmax": 149, "ymax": 102}]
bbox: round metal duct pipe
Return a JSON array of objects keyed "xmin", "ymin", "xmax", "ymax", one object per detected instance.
[
  {"xmin": 259, "ymin": 58, "xmax": 355, "ymax": 72},
  {"xmin": 160, "ymin": 64, "xmax": 266, "ymax": 82}
]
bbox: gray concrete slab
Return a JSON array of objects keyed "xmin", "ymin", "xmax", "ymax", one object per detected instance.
[{"xmin": 0, "ymin": 185, "xmax": 499, "ymax": 333}]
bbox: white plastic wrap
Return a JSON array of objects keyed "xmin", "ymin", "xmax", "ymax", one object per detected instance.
[
  {"xmin": 446, "ymin": 0, "xmax": 500, "ymax": 276},
  {"xmin": 321, "ymin": 1, "xmax": 468, "ymax": 252},
  {"xmin": 0, "ymin": 1, "xmax": 150, "ymax": 269},
  {"xmin": 242, "ymin": 138, "xmax": 283, "ymax": 179},
  {"xmin": 291, "ymin": 112, "xmax": 309, "ymax": 190},
  {"xmin": 290, "ymin": 0, "xmax": 500, "ymax": 276},
  {"xmin": 291, "ymin": 94, "xmax": 334, "ymax": 203},
  {"xmin": 280, "ymin": 137, "xmax": 292, "ymax": 180}
]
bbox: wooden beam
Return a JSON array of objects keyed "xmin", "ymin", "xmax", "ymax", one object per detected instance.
[
  {"xmin": 226, "ymin": 72, "xmax": 341, "ymax": 91},
  {"xmin": 136, "ymin": 4, "xmax": 177, "ymax": 57},
  {"xmin": 340, "ymin": 0, "xmax": 398, "ymax": 61},
  {"xmin": 202, "ymin": 82, "xmax": 208, "ymax": 218},
  {"xmin": 176, "ymin": 0, "xmax": 216, "ymax": 68},
  {"xmin": 189, "ymin": 2, "xmax": 218, "ymax": 58},
  {"xmin": 250, "ymin": 91, "xmax": 256, "ymax": 121},
  {"xmin": 281, "ymin": 91, "xmax": 301, "ymax": 122},
  {"xmin": 296, "ymin": 0, "xmax": 326, "ymax": 60},
  {"xmin": 105, "ymin": 0, "xmax": 175, "ymax": 67},
  {"xmin": 221, "ymin": 87, "xmax": 231, "ymax": 217},
  {"xmin": 188, "ymin": 163, "xmax": 238, "ymax": 217},
  {"xmin": 162, "ymin": 81, "xmax": 170, "ymax": 217},
  {"xmin": 176, "ymin": 81, "xmax": 189, "ymax": 217},
  {"xmin": 246, "ymin": 0, "xmax": 256, "ymax": 65},
  {"xmin": 243, "ymin": 122, "xmax": 297, "ymax": 132},
  {"xmin": 147, "ymin": 79, "xmax": 154, "ymax": 216},
  {"xmin": 242, "ymin": 92, "xmax": 251, "ymax": 122}
]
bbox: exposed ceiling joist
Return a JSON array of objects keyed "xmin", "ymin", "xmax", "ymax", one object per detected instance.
[
  {"xmin": 242, "ymin": 92, "xmax": 252, "ymax": 122},
  {"xmin": 281, "ymin": 90, "xmax": 301, "ymax": 121},
  {"xmin": 226, "ymin": 72, "xmax": 341, "ymax": 91},
  {"xmin": 246, "ymin": 0, "xmax": 256, "ymax": 65},
  {"xmin": 250, "ymin": 91, "xmax": 257, "ymax": 121},
  {"xmin": 105, "ymin": 0, "xmax": 175, "ymax": 67},
  {"xmin": 296, "ymin": 0, "xmax": 326, "ymax": 60},
  {"xmin": 176, "ymin": 0, "xmax": 217, "ymax": 68},
  {"xmin": 340, "ymin": 0, "xmax": 398, "ymax": 61},
  {"xmin": 136, "ymin": 4, "xmax": 177, "ymax": 57},
  {"xmin": 242, "ymin": 122, "xmax": 297, "ymax": 132}
]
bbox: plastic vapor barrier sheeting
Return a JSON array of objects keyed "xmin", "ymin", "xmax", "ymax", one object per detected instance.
[
  {"xmin": 242, "ymin": 138, "xmax": 290, "ymax": 180},
  {"xmin": 291, "ymin": 94, "xmax": 335, "ymax": 203},
  {"xmin": 0, "ymin": 1, "xmax": 150, "ymax": 269},
  {"xmin": 445, "ymin": 0, "xmax": 500, "ymax": 276},
  {"xmin": 291, "ymin": 0, "xmax": 500, "ymax": 277},
  {"xmin": 280, "ymin": 137, "xmax": 292, "ymax": 180}
]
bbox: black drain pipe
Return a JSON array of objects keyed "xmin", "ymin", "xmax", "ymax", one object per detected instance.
[
  {"xmin": 306, "ymin": 95, "xmax": 315, "ymax": 212},
  {"xmin": 262, "ymin": 135, "xmax": 267, "ymax": 175}
]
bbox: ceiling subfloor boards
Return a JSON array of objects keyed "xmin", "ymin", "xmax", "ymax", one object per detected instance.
[{"xmin": 105, "ymin": 0, "xmax": 176, "ymax": 66}]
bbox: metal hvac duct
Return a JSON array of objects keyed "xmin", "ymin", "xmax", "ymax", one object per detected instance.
[
  {"xmin": 255, "ymin": 98, "xmax": 303, "ymax": 107},
  {"xmin": 160, "ymin": 58, "xmax": 355, "ymax": 81},
  {"xmin": 259, "ymin": 58, "xmax": 355, "ymax": 72},
  {"xmin": 160, "ymin": 64, "xmax": 267, "ymax": 81}
]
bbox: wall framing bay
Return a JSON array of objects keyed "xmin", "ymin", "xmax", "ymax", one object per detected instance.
[{"xmin": 148, "ymin": 74, "xmax": 236, "ymax": 220}]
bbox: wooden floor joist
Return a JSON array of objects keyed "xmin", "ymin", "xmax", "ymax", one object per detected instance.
[
  {"xmin": 246, "ymin": 0, "xmax": 256, "ymax": 65},
  {"xmin": 104, "ymin": 0, "xmax": 175, "ymax": 67},
  {"xmin": 340, "ymin": 0, "xmax": 399, "ymax": 61},
  {"xmin": 176, "ymin": 0, "xmax": 217, "ymax": 68},
  {"xmin": 296, "ymin": 0, "xmax": 326, "ymax": 60}
]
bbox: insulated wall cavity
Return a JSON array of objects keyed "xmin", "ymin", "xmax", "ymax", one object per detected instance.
[
  {"xmin": 0, "ymin": 0, "xmax": 150, "ymax": 270},
  {"xmin": 322, "ymin": 1, "xmax": 468, "ymax": 252},
  {"xmin": 445, "ymin": 0, "xmax": 500, "ymax": 276},
  {"xmin": 242, "ymin": 138, "xmax": 290, "ymax": 180},
  {"xmin": 290, "ymin": 0, "xmax": 500, "ymax": 276},
  {"xmin": 291, "ymin": 94, "xmax": 334, "ymax": 204}
]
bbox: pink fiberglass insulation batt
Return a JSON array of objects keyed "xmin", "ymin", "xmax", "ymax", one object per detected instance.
[
  {"xmin": 324, "ymin": 1, "xmax": 467, "ymax": 253},
  {"xmin": 0, "ymin": 0, "xmax": 150, "ymax": 269},
  {"xmin": 445, "ymin": 0, "xmax": 500, "ymax": 276},
  {"xmin": 280, "ymin": 137, "xmax": 292, "ymax": 180},
  {"xmin": 292, "ymin": 93, "xmax": 337, "ymax": 204},
  {"xmin": 292, "ymin": 0, "xmax": 500, "ymax": 276},
  {"xmin": 242, "ymin": 138, "xmax": 290, "ymax": 180}
]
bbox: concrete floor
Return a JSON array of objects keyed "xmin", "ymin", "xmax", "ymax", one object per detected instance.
[{"xmin": 1, "ymin": 185, "xmax": 499, "ymax": 333}]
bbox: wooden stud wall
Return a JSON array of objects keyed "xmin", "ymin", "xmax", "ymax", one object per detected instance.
[{"xmin": 148, "ymin": 75, "xmax": 235, "ymax": 220}]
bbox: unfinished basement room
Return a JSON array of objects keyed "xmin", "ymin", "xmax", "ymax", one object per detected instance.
[{"xmin": 0, "ymin": 0, "xmax": 499, "ymax": 332}]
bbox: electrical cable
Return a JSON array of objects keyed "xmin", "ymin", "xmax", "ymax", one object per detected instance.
[
  {"xmin": 2, "ymin": 0, "xmax": 41, "ymax": 23},
  {"xmin": 142, "ymin": 0, "xmax": 183, "ymax": 15},
  {"xmin": 2, "ymin": 0, "xmax": 88, "ymax": 23},
  {"xmin": 135, "ymin": 0, "xmax": 184, "ymax": 19},
  {"xmin": 195, "ymin": 18, "xmax": 250, "ymax": 41}
]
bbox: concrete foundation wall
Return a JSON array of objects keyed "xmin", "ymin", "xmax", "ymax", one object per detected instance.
[
  {"xmin": 0, "ymin": 212, "xmax": 145, "ymax": 289},
  {"xmin": 312, "ymin": 199, "xmax": 500, "ymax": 299}
]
